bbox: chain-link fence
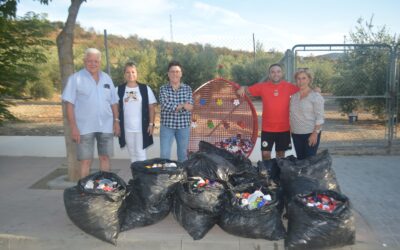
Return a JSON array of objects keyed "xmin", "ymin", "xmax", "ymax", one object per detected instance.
[
  {"xmin": 394, "ymin": 43, "xmax": 400, "ymax": 147},
  {"xmin": 282, "ymin": 44, "xmax": 399, "ymax": 153},
  {"xmin": 3, "ymin": 41, "xmax": 400, "ymax": 154}
]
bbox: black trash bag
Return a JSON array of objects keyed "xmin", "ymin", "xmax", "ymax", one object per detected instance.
[
  {"xmin": 270, "ymin": 185, "xmax": 285, "ymax": 214},
  {"xmin": 285, "ymin": 190, "xmax": 355, "ymax": 250},
  {"xmin": 177, "ymin": 178, "xmax": 226, "ymax": 214},
  {"xmin": 130, "ymin": 158, "xmax": 184, "ymax": 205},
  {"xmin": 286, "ymin": 176, "xmax": 320, "ymax": 198},
  {"xmin": 121, "ymin": 159, "xmax": 183, "ymax": 231},
  {"xmin": 172, "ymin": 179, "xmax": 226, "ymax": 240},
  {"xmin": 183, "ymin": 151, "xmax": 238, "ymax": 182},
  {"xmin": 218, "ymin": 183, "xmax": 286, "ymax": 240},
  {"xmin": 227, "ymin": 161, "xmax": 279, "ymax": 207},
  {"xmin": 198, "ymin": 140, "xmax": 253, "ymax": 171},
  {"xmin": 63, "ymin": 171, "xmax": 127, "ymax": 245},
  {"xmin": 257, "ymin": 158, "xmax": 280, "ymax": 185},
  {"xmin": 121, "ymin": 181, "xmax": 171, "ymax": 231},
  {"xmin": 172, "ymin": 195, "xmax": 219, "ymax": 240},
  {"xmin": 229, "ymin": 182, "xmax": 284, "ymax": 215},
  {"xmin": 227, "ymin": 166, "xmax": 263, "ymax": 187},
  {"xmin": 198, "ymin": 141, "xmax": 259, "ymax": 187},
  {"xmin": 278, "ymin": 150, "xmax": 341, "ymax": 199}
]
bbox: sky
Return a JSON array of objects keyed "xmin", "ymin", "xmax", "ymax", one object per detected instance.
[{"xmin": 17, "ymin": 0, "xmax": 400, "ymax": 52}]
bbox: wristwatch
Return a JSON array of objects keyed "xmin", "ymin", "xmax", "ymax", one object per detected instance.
[
  {"xmin": 314, "ymin": 129, "xmax": 321, "ymax": 133},
  {"xmin": 149, "ymin": 123, "xmax": 155, "ymax": 127},
  {"xmin": 114, "ymin": 118, "xmax": 120, "ymax": 122}
]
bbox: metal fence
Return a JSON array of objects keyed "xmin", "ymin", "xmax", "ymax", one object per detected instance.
[
  {"xmin": 395, "ymin": 43, "xmax": 400, "ymax": 145},
  {"xmin": 281, "ymin": 44, "xmax": 399, "ymax": 153},
  {"xmin": 4, "ymin": 42, "xmax": 400, "ymax": 154}
]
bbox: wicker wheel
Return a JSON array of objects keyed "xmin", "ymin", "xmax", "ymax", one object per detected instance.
[{"xmin": 189, "ymin": 78, "xmax": 258, "ymax": 158}]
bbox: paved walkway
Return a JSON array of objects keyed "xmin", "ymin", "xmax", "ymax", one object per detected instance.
[
  {"xmin": 0, "ymin": 136, "xmax": 292, "ymax": 162},
  {"xmin": 0, "ymin": 136, "xmax": 399, "ymax": 249}
]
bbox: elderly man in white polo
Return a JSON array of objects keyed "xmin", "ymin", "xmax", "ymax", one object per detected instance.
[{"xmin": 62, "ymin": 48, "xmax": 120, "ymax": 178}]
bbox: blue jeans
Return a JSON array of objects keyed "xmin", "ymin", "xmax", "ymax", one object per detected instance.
[
  {"xmin": 160, "ymin": 125, "xmax": 190, "ymax": 162},
  {"xmin": 292, "ymin": 132, "xmax": 321, "ymax": 160}
]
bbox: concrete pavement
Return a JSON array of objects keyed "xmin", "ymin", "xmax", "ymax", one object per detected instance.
[
  {"xmin": 0, "ymin": 136, "xmax": 400, "ymax": 249},
  {"xmin": 0, "ymin": 136, "xmax": 292, "ymax": 162}
]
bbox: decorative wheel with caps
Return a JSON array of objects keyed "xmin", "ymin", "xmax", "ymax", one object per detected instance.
[{"xmin": 189, "ymin": 78, "xmax": 258, "ymax": 158}]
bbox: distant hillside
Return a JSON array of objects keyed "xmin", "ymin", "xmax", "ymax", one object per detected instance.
[
  {"xmin": 33, "ymin": 21, "xmax": 283, "ymax": 98},
  {"xmin": 315, "ymin": 52, "xmax": 344, "ymax": 60}
]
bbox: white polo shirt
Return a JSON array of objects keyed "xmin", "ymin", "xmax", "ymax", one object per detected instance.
[{"xmin": 62, "ymin": 69, "xmax": 119, "ymax": 135}]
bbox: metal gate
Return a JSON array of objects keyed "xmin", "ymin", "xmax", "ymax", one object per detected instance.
[
  {"xmin": 394, "ymin": 43, "xmax": 400, "ymax": 147},
  {"xmin": 281, "ymin": 44, "xmax": 399, "ymax": 154}
]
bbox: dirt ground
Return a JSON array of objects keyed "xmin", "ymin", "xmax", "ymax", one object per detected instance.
[
  {"xmin": 2, "ymin": 100, "xmax": 399, "ymax": 154},
  {"xmin": 0, "ymin": 102, "xmax": 162, "ymax": 136},
  {"xmin": 0, "ymin": 101, "xmax": 391, "ymax": 139}
]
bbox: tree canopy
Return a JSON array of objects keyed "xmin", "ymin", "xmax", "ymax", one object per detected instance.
[
  {"xmin": 0, "ymin": 0, "xmax": 53, "ymax": 122},
  {"xmin": 2, "ymin": 5, "xmax": 399, "ymax": 123},
  {"xmin": 333, "ymin": 17, "xmax": 398, "ymax": 116}
]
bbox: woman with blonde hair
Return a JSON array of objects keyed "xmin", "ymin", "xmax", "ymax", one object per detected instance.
[{"xmin": 290, "ymin": 69, "xmax": 324, "ymax": 160}]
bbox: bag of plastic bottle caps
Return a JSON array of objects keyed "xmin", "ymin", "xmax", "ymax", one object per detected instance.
[
  {"xmin": 172, "ymin": 194, "xmax": 218, "ymax": 240},
  {"xmin": 183, "ymin": 151, "xmax": 239, "ymax": 182},
  {"xmin": 218, "ymin": 183, "xmax": 285, "ymax": 240},
  {"xmin": 277, "ymin": 150, "xmax": 341, "ymax": 200},
  {"xmin": 130, "ymin": 158, "xmax": 184, "ymax": 206},
  {"xmin": 63, "ymin": 171, "xmax": 127, "ymax": 245},
  {"xmin": 285, "ymin": 190, "xmax": 355, "ymax": 249},
  {"xmin": 172, "ymin": 177, "xmax": 227, "ymax": 240},
  {"xmin": 121, "ymin": 159, "xmax": 183, "ymax": 231},
  {"xmin": 177, "ymin": 177, "xmax": 226, "ymax": 213},
  {"xmin": 198, "ymin": 140, "xmax": 253, "ymax": 171},
  {"xmin": 121, "ymin": 180, "xmax": 172, "ymax": 231}
]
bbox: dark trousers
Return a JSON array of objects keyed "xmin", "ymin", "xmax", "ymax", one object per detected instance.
[{"xmin": 292, "ymin": 132, "xmax": 321, "ymax": 160}]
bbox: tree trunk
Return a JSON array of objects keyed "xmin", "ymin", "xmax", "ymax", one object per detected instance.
[{"xmin": 56, "ymin": 0, "xmax": 84, "ymax": 181}]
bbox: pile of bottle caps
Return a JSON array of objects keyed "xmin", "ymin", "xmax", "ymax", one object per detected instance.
[
  {"xmin": 189, "ymin": 176, "xmax": 218, "ymax": 189},
  {"xmin": 84, "ymin": 178, "xmax": 119, "ymax": 192},
  {"xmin": 234, "ymin": 189, "xmax": 273, "ymax": 210},
  {"xmin": 144, "ymin": 162, "xmax": 177, "ymax": 169},
  {"xmin": 302, "ymin": 193, "xmax": 342, "ymax": 213},
  {"xmin": 215, "ymin": 134, "xmax": 254, "ymax": 156}
]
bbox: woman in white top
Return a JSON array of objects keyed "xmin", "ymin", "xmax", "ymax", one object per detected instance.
[
  {"xmin": 117, "ymin": 62, "xmax": 157, "ymax": 163},
  {"xmin": 290, "ymin": 69, "xmax": 324, "ymax": 160}
]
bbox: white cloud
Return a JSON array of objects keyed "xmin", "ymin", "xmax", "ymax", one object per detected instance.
[
  {"xmin": 74, "ymin": 0, "xmax": 176, "ymax": 40},
  {"xmin": 17, "ymin": 0, "xmax": 400, "ymax": 53},
  {"xmin": 84, "ymin": 0, "xmax": 175, "ymax": 15},
  {"xmin": 193, "ymin": 2, "xmax": 250, "ymax": 26}
]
